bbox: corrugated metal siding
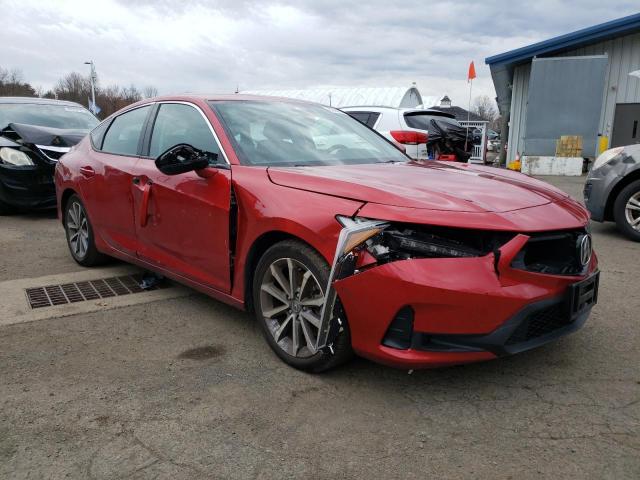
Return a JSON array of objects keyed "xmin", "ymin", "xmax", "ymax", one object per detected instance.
[
  {"xmin": 558, "ymin": 31, "xmax": 640, "ymax": 137},
  {"xmin": 507, "ymin": 63, "xmax": 530, "ymax": 162},
  {"xmin": 509, "ymin": 31, "xmax": 640, "ymax": 159}
]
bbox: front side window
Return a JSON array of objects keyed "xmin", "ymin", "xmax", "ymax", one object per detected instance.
[
  {"xmin": 149, "ymin": 103, "xmax": 221, "ymax": 161},
  {"xmin": 101, "ymin": 106, "xmax": 151, "ymax": 156},
  {"xmin": 211, "ymin": 101, "xmax": 407, "ymax": 166}
]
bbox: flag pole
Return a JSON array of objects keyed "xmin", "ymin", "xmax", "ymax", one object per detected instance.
[{"xmin": 464, "ymin": 78, "xmax": 473, "ymax": 152}]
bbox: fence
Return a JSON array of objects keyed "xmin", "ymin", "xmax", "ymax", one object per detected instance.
[{"xmin": 459, "ymin": 120, "xmax": 488, "ymax": 164}]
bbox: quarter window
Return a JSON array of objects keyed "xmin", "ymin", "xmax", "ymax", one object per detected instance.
[
  {"xmin": 346, "ymin": 111, "xmax": 380, "ymax": 128},
  {"xmin": 101, "ymin": 106, "xmax": 151, "ymax": 155},
  {"xmin": 149, "ymin": 103, "xmax": 221, "ymax": 161}
]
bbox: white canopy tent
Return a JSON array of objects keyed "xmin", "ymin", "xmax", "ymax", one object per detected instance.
[{"xmin": 241, "ymin": 86, "xmax": 437, "ymax": 109}]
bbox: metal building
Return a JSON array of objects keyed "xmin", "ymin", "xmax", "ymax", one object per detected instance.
[
  {"xmin": 486, "ymin": 13, "xmax": 640, "ymax": 166},
  {"xmin": 241, "ymin": 86, "xmax": 437, "ymax": 109}
]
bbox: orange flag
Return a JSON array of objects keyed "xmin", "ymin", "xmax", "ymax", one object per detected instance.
[{"xmin": 468, "ymin": 61, "xmax": 476, "ymax": 82}]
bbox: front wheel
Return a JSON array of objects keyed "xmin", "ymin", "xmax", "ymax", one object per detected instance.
[
  {"xmin": 253, "ymin": 240, "xmax": 352, "ymax": 372},
  {"xmin": 64, "ymin": 194, "xmax": 108, "ymax": 266},
  {"xmin": 613, "ymin": 180, "xmax": 640, "ymax": 242}
]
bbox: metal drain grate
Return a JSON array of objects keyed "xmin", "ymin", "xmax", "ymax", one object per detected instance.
[{"xmin": 25, "ymin": 274, "xmax": 164, "ymax": 309}]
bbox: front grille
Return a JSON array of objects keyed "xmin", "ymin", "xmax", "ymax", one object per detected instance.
[
  {"xmin": 511, "ymin": 229, "xmax": 588, "ymax": 275},
  {"xmin": 25, "ymin": 274, "xmax": 163, "ymax": 309},
  {"xmin": 505, "ymin": 304, "xmax": 571, "ymax": 345}
]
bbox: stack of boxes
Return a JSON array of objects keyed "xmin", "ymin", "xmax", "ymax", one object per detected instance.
[{"xmin": 555, "ymin": 135, "xmax": 583, "ymax": 158}]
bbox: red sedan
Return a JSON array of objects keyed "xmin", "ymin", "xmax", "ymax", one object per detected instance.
[{"xmin": 55, "ymin": 95, "xmax": 599, "ymax": 372}]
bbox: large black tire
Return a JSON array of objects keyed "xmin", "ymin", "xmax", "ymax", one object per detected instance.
[
  {"xmin": 613, "ymin": 180, "xmax": 640, "ymax": 242},
  {"xmin": 0, "ymin": 199, "xmax": 15, "ymax": 216},
  {"xmin": 252, "ymin": 239, "xmax": 353, "ymax": 372},
  {"xmin": 63, "ymin": 194, "xmax": 109, "ymax": 266}
]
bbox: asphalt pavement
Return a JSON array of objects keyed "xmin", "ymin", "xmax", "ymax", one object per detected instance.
[{"xmin": 1, "ymin": 175, "xmax": 638, "ymax": 479}]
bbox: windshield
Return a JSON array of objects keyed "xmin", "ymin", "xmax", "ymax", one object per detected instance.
[
  {"xmin": 211, "ymin": 100, "xmax": 408, "ymax": 166},
  {"xmin": 0, "ymin": 103, "xmax": 99, "ymax": 130}
]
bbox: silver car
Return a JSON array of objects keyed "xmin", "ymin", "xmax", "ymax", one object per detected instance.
[{"xmin": 584, "ymin": 144, "xmax": 640, "ymax": 241}]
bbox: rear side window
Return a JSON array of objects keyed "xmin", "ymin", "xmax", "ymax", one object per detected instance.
[
  {"xmin": 404, "ymin": 113, "xmax": 460, "ymax": 131},
  {"xmin": 346, "ymin": 111, "xmax": 380, "ymax": 128},
  {"xmin": 90, "ymin": 120, "xmax": 111, "ymax": 150},
  {"xmin": 101, "ymin": 106, "xmax": 151, "ymax": 155},
  {"xmin": 149, "ymin": 103, "xmax": 221, "ymax": 160}
]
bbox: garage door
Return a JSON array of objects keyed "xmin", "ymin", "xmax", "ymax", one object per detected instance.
[{"xmin": 524, "ymin": 55, "xmax": 608, "ymax": 158}]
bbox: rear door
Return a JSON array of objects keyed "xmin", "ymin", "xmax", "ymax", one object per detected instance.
[
  {"xmin": 132, "ymin": 102, "xmax": 233, "ymax": 293},
  {"xmin": 81, "ymin": 105, "xmax": 152, "ymax": 257}
]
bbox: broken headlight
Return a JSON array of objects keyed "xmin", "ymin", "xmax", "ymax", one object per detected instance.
[
  {"xmin": 338, "ymin": 218, "xmax": 512, "ymax": 263},
  {"xmin": 0, "ymin": 147, "xmax": 34, "ymax": 166}
]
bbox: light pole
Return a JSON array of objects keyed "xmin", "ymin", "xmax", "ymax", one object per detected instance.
[{"xmin": 84, "ymin": 61, "xmax": 97, "ymax": 114}]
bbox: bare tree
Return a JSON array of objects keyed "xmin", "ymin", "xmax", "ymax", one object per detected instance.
[
  {"xmin": 54, "ymin": 72, "xmax": 92, "ymax": 106},
  {"xmin": 0, "ymin": 67, "xmax": 37, "ymax": 97},
  {"xmin": 143, "ymin": 86, "xmax": 158, "ymax": 99},
  {"xmin": 472, "ymin": 95, "xmax": 498, "ymax": 123}
]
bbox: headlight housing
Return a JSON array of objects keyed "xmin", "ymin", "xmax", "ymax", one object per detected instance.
[
  {"xmin": 591, "ymin": 146, "xmax": 624, "ymax": 171},
  {"xmin": 0, "ymin": 147, "xmax": 35, "ymax": 166},
  {"xmin": 342, "ymin": 219, "xmax": 514, "ymax": 263}
]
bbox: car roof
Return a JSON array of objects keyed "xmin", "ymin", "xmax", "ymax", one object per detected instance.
[
  {"xmin": 0, "ymin": 96, "xmax": 87, "ymax": 108},
  {"xmin": 149, "ymin": 93, "xmax": 318, "ymax": 104}
]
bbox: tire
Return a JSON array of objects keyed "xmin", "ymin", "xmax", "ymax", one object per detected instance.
[
  {"xmin": 252, "ymin": 239, "xmax": 353, "ymax": 372},
  {"xmin": 613, "ymin": 180, "xmax": 640, "ymax": 242},
  {"xmin": 63, "ymin": 194, "xmax": 108, "ymax": 266},
  {"xmin": 0, "ymin": 199, "xmax": 14, "ymax": 216}
]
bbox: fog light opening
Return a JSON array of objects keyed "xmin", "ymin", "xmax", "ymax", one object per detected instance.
[{"xmin": 382, "ymin": 306, "xmax": 414, "ymax": 350}]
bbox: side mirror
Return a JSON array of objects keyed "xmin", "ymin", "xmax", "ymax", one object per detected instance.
[{"xmin": 155, "ymin": 144, "xmax": 217, "ymax": 176}]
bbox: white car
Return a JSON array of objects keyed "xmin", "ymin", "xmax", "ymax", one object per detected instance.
[{"xmin": 341, "ymin": 106, "xmax": 470, "ymax": 161}]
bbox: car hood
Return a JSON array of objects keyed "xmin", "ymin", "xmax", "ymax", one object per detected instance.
[
  {"xmin": 267, "ymin": 161, "xmax": 570, "ymax": 213},
  {"xmin": 1, "ymin": 122, "xmax": 88, "ymax": 148}
]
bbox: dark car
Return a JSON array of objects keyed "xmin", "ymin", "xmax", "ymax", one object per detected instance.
[
  {"xmin": 55, "ymin": 95, "xmax": 598, "ymax": 372},
  {"xmin": 584, "ymin": 144, "xmax": 640, "ymax": 241},
  {"xmin": 0, "ymin": 97, "xmax": 98, "ymax": 214}
]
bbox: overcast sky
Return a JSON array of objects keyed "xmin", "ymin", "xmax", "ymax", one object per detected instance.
[{"xmin": 2, "ymin": 1, "xmax": 638, "ymax": 107}]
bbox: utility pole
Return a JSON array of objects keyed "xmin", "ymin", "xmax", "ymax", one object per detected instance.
[{"xmin": 84, "ymin": 61, "xmax": 97, "ymax": 114}]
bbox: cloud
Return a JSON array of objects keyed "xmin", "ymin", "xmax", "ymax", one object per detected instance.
[{"xmin": 1, "ymin": 0, "xmax": 638, "ymax": 107}]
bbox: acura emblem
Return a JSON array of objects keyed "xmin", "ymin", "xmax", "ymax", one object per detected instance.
[{"xmin": 578, "ymin": 234, "xmax": 592, "ymax": 267}]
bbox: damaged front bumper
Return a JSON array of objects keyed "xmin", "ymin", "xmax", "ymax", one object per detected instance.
[
  {"xmin": 319, "ymin": 225, "xmax": 599, "ymax": 369},
  {"xmin": 0, "ymin": 163, "xmax": 57, "ymax": 210}
]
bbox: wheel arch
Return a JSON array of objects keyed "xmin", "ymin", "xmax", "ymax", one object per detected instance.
[
  {"xmin": 243, "ymin": 230, "xmax": 327, "ymax": 313},
  {"xmin": 60, "ymin": 188, "xmax": 79, "ymax": 223},
  {"xmin": 605, "ymin": 169, "xmax": 640, "ymax": 221}
]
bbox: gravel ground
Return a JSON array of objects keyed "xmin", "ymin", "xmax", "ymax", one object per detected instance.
[{"xmin": 1, "ymin": 175, "xmax": 638, "ymax": 479}]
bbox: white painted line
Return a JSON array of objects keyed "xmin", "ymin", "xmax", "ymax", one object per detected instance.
[{"xmin": 0, "ymin": 265, "xmax": 193, "ymax": 327}]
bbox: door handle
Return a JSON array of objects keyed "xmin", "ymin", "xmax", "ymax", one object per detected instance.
[
  {"xmin": 139, "ymin": 181, "xmax": 152, "ymax": 227},
  {"xmin": 80, "ymin": 166, "xmax": 95, "ymax": 178}
]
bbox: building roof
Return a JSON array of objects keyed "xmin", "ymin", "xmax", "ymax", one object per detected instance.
[
  {"xmin": 429, "ymin": 105, "xmax": 486, "ymax": 122},
  {"xmin": 241, "ymin": 86, "xmax": 434, "ymax": 109},
  {"xmin": 486, "ymin": 12, "xmax": 640, "ymax": 68}
]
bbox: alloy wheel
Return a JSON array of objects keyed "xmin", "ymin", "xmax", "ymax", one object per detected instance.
[
  {"xmin": 67, "ymin": 201, "xmax": 89, "ymax": 259},
  {"xmin": 625, "ymin": 192, "xmax": 640, "ymax": 231},
  {"xmin": 259, "ymin": 258, "xmax": 325, "ymax": 358}
]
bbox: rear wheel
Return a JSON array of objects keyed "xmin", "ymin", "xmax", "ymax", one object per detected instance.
[
  {"xmin": 64, "ymin": 195, "xmax": 108, "ymax": 266},
  {"xmin": 253, "ymin": 240, "xmax": 352, "ymax": 372},
  {"xmin": 0, "ymin": 201, "xmax": 14, "ymax": 215},
  {"xmin": 613, "ymin": 180, "xmax": 640, "ymax": 242}
]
